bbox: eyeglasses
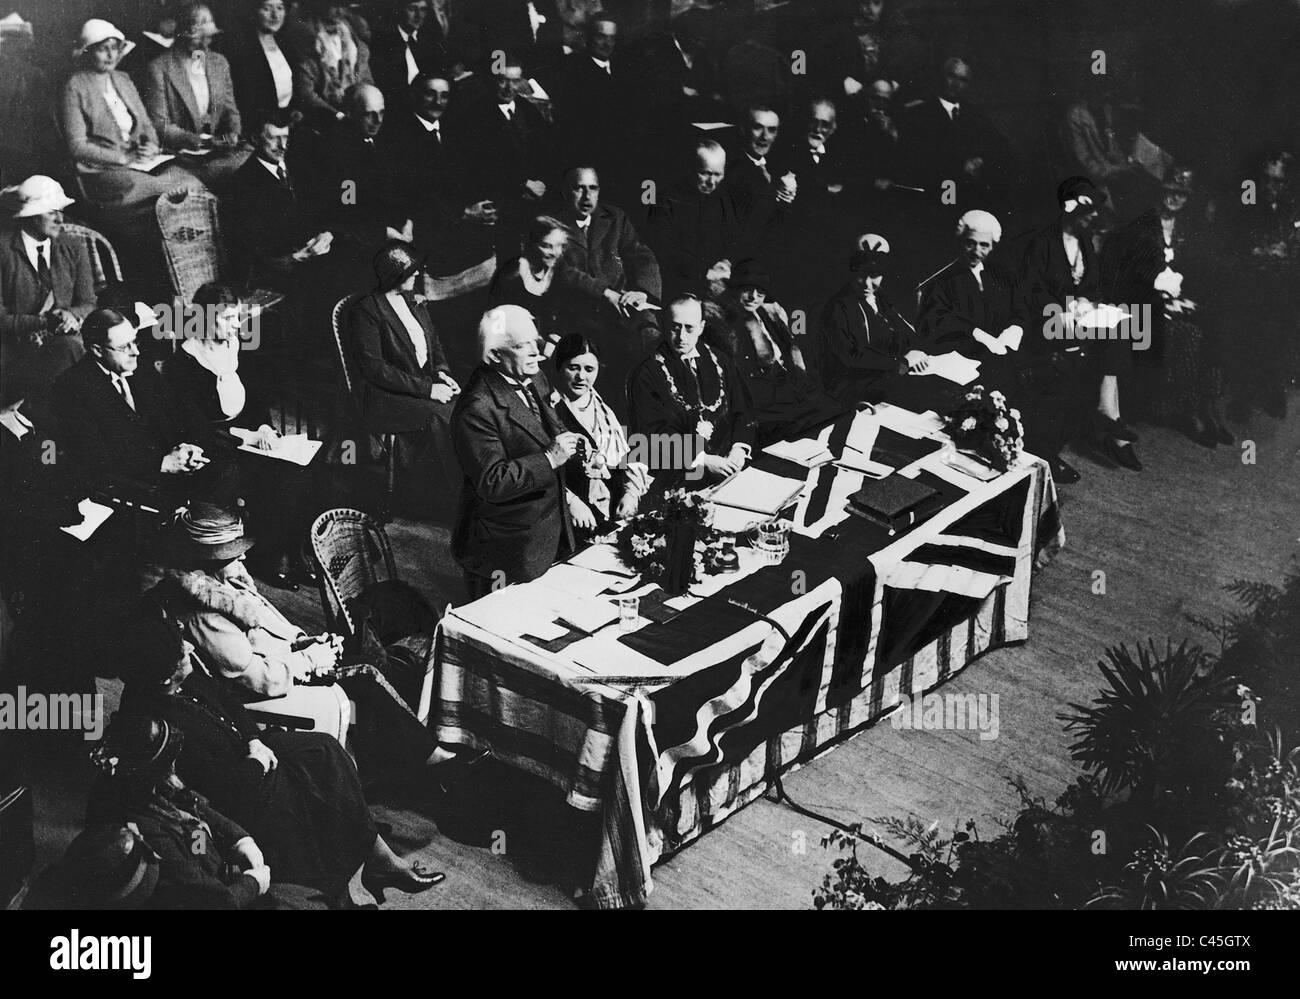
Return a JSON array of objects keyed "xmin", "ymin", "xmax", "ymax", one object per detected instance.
[{"xmin": 103, "ymin": 339, "xmax": 140, "ymax": 355}]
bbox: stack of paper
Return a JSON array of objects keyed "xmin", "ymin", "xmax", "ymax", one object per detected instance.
[
  {"xmin": 532, "ymin": 585, "xmax": 621, "ymax": 634},
  {"xmin": 762, "ymin": 438, "xmax": 834, "ymax": 466},
  {"xmin": 708, "ymin": 467, "xmax": 805, "ymax": 517},
  {"xmin": 874, "ymin": 403, "xmax": 944, "ymax": 439},
  {"xmin": 923, "ymin": 352, "xmax": 982, "ymax": 386},
  {"xmin": 568, "ymin": 543, "xmax": 635, "ymax": 577}
]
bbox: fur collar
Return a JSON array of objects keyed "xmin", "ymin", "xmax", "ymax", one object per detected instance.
[{"xmin": 155, "ymin": 565, "xmax": 276, "ymax": 632}]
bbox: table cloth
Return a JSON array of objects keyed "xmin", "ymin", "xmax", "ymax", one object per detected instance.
[{"xmin": 432, "ymin": 407, "xmax": 1064, "ymax": 908}]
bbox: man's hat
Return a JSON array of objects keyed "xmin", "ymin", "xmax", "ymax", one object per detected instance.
[
  {"xmin": 166, "ymin": 502, "xmax": 255, "ymax": 563},
  {"xmin": 1, "ymin": 175, "xmax": 75, "ymax": 218}
]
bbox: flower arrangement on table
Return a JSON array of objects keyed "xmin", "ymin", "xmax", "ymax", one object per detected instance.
[
  {"xmin": 942, "ymin": 385, "xmax": 1024, "ymax": 473},
  {"xmin": 615, "ymin": 488, "xmax": 716, "ymax": 594}
]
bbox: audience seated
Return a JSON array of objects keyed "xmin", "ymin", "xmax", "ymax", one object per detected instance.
[
  {"xmin": 54, "ymin": 308, "xmax": 239, "ymax": 508},
  {"xmin": 116, "ymin": 604, "xmax": 444, "ymax": 905},
  {"xmin": 59, "ymin": 19, "xmax": 206, "ymax": 233},
  {"xmin": 147, "ymin": 503, "xmax": 443, "ymax": 777},
  {"xmin": 0, "ymin": 177, "xmax": 93, "ymax": 426},
  {"xmin": 143, "ymin": 3, "xmax": 250, "ymax": 192},
  {"xmin": 369, "ymin": 0, "xmax": 446, "ymax": 114},
  {"xmin": 628, "ymin": 293, "xmax": 754, "ymax": 491},
  {"xmin": 489, "ymin": 213, "xmax": 572, "ymax": 348},
  {"xmin": 451, "ymin": 305, "xmax": 581, "ymax": 598},
  {"xmin": 552, "ymin": 166, "xmax": 662, "ymax": 414}
]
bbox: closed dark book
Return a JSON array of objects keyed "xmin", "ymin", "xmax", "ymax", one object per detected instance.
[{"xmin": 847, "ymin": 476, "xmax": 944, "ymax": 533}]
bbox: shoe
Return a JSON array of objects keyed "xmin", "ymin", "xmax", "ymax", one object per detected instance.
[
  {"xmin": 1096, "ymin": 414, "xmax": 1139, "ymax": 442},
  {"xmin": 1178, "ymin": 415, "xmax": 1217, "ymax": 449},
  {"xmin": 432, "ymin": 747, "xmax": 493, "ymax": 792},
  {"xmin": 361, "ymin": 862, "xmax": 446, "ymax": 904},
  {"xmin": 1102, "ymin": 435, "xmax": 1143, "ymax": 471},
  {"xmin": 1052, "ymin": 458, "xmax": 1081, "ymax": 484}
]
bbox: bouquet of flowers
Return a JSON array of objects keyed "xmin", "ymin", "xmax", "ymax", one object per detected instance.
[
  {"xmin": 942, "ymin": 384, "xmax": 1024, "ymax": 472},
  {"xmin": 616, "ymin": 489, "xmax": 715, "ymax": 594}
]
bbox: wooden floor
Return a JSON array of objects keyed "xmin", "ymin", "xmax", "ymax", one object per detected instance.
[{"xmin": 26, "ymin": 397, "xmax": 1300, "ymax": 909}]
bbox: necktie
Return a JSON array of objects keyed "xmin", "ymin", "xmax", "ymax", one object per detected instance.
[
  {"xmin": 502, "ymin": 105, "xmax": 513, "ymax": 122},
  {"xmin": 36, "ymin": 244, "xmax": 52, "ymax": 292},
  {"xmin": 276, "ymin": 162, "xmax": 292, "ymax": 194},
  {"xmin": 951, "ymin": 104, "xmax": 960, "ymax": 121},
  {"xmin": 753, "ymin": 157, "xmax": 769, "ymax": 183},
  {"xmin": 114, "ymin": 374, "xmax": 136, "ymax": 412}
]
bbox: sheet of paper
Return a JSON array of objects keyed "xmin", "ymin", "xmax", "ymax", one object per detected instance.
[
  {"xmin": 710, "ymin": 505, "xmax": 765, "ymax": 535},
  {"xmin": 519, "ymin": 619, "xmax": 569, "ymax": 642},
  {"xmin": 531, "ymin": 585, "xmax": 621, "ymax": 634},
  {"xmin": 1074, "ymin": 304, "xmax": 1131, "ymax": 329},
  {"xmin": 60, "ymin": 498, "xmax": 114, "ymax": 541},
  {"xmin": 873, "ymin": 403, "xmax": 944, "ymax": 439},
  {"xmin": 0, "ymin": 408, "xmax": 33, "ymax": 440},
  {"xmin": 835, "ymin": 451, "xmax": 894, "ymax": 478},
  {"xmin": 844, "ymin": 408, "xmax": 881, "ymax": 456},
  {"xmin": 708, "ymin": 467, "xmax": 805, "ymax": 516},
  {"xmin": 127, "ymin": 153, "xmax": 176, "ymax": 173},
  {"xmin": 233, "ymin": 432, "xmax": 323, "ymax": 467},
  {"xmin": 691, "ymin": 122, "xmax": 733, "ymax": 131},
  {"xmin": 924, "ymin": 351, "xmax": 982, "ymax": 386},
  {"xmin": 568, "ymin": 542, "xmax": 635, "ymax": 577},
  {"xmin": 762, "ymin": 438, "xmax": 833, "ymax": 466}
]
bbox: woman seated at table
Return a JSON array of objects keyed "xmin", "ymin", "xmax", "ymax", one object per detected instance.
[
  {"xmin": 115, "ymin": 603, "xmax": 444, "ymax": 905},
  {"xmin": 163, "ymin": 282, "xmax": 316, "ymax": 587},
  {"xmin": 143, "ymin": 3, "xmax": 250, "ymax": 192},
  {"xmin": 713, "ymin": 259, "xmax": 845, "ymax": 446},
  {"xmin": 294, "ymin": 0, "xmax": 373, "ymax": 127},
  {"xmin": 489, "ymin": 215, "xmax": 571, "ymax": 354},
  {"xmin": 550, "ymin": 334, "xmax": 651, "ymax": 539},
  {"xmin": 147, "ymin": 502, "xmax": 447, "ymax": 779},
  {"xmin": 58, "ymin": 19, "xmax": 205, "ymax": 233}
]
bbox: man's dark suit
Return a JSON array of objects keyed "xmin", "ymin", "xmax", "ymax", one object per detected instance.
[
  {"xmin": 819, "ymin": 282, "xmax": 912, "ymax": 406},
  {"xmin": 347, "ymin": 291, "xmax": 454, "ymax": 433},
  {"xmin": 369, "ymin": 25, "xmax": 446, "ymax": 112},
  {"xmin": 380, "ymin": 113, "xmax": 494, "ymax": 275},
  {"xmin": 645, "ymin": 181, "xmax": 775, "ymax": 296},
  {"xmin": 451, "ymin": 366, "xmax": 573, "ymax": 587},
  {"xmin": 225, "ymin": 154, "xmax": 321, "ymax": 291},
  {"xmin": 627, "ymin": 342, "xmax": 755, "ymax": 491},
  {"xmin": 556, "ymin": 203, "xmax": 661, "ymax": 304},
  {"xmin": 0, "ymin": 228, "xmax": 93, "ymax": 419},
  {"xmin": 448, "ymin": 94, "xmax": 553, "ymax": 258},
  {"xmin": 552, "ymin": 53, "xmax": 641, "ymax": 190},
  {"xmin": 898, "ymin": 97, "xmax": 1014, "ymax": 207},
  {"xmin": 52, "ymin": 355, "xmax": 233, "ymax": 506},
  {"xmin": 915, "ymin": 261, "xmax": 1025, "ymax": 394}
]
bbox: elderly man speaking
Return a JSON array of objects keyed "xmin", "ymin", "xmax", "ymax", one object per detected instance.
[{"xmin": 451, "ymin": 305, "xmax": 583, "ymax": 599}]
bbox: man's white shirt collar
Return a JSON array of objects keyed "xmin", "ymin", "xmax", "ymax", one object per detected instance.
[
  {"xmin": 20, "ymin": 229, "xmax": 50, "ymax": 272},
  {"xmin": 95, "ymin": 360, "xmax": 131, "ymax": 382},
  {"xmin": 592, "ymin": 57, "xmax": 611, "ymax": 73},
  {"xmin": 257, "ymin": 156, "xmax": 284, "ymax": 178},
  {"xmin": 746, "ymin": 153, "xmax": 766, "ymax": 167},
  {"xmin": 499, "ymin": 100, "xmax": 516, "ymax": 116},
  {"xmin": 940, "ymin": 97, "xmax": 959, "ymax": 119},
  {"xmin": 575, "ymin": 215, "xmax": 591, "ymax": 229},
  {"xmin": 415, "ymin": 113, "xmax": 441, "ymax": 132}
]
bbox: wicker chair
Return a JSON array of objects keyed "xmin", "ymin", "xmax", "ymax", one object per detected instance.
[
  {"xmin": 309, "ymin": 507, "xmax": 397, "ymax": 640},
  {"xmin": 309, "ymin": 507, "xmax": 436, "ymax": 724},
  {"xmin": 155, "ymin": 185, "xmax": 224, "ymax": 305},
  {"xmin": 59, "ymin": 223, "xmax": 123, "ymax": 292},
  {"xmin": 330, "ymin": 295, "xmax": 398, "ymax": 522}
]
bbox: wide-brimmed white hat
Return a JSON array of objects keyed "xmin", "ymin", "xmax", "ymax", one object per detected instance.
[
  {"xmin": 73, "ymin": 19, "xmax": 135, "ymax": 60},
  {"xmin": 2, "ymin": 175, "xmax": 75, "ymax": 218}
]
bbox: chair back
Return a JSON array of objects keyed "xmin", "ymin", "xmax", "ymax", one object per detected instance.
[
  {"xmin": 59, "ymin": 223, "xmax": 123, "ymax": 291},
  {"xmin": 155, "ymin": 185, "xmax": 224, "ymax": 304},
  {"xmin": 330, "ymin": 295, "xmax": 359, "ymax": 400},
  {"xmin": 309, "ymin": 507, "xmax": 398, "ymax": 639}
]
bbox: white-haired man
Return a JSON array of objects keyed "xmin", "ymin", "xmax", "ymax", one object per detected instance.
[
  {"xmin": 915, "ymin": 208, "xmax": 1025, "ymax": 395},
  {"xmin": 450, "ymin": 305, "xmax": 583, "ymax": 598}
]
